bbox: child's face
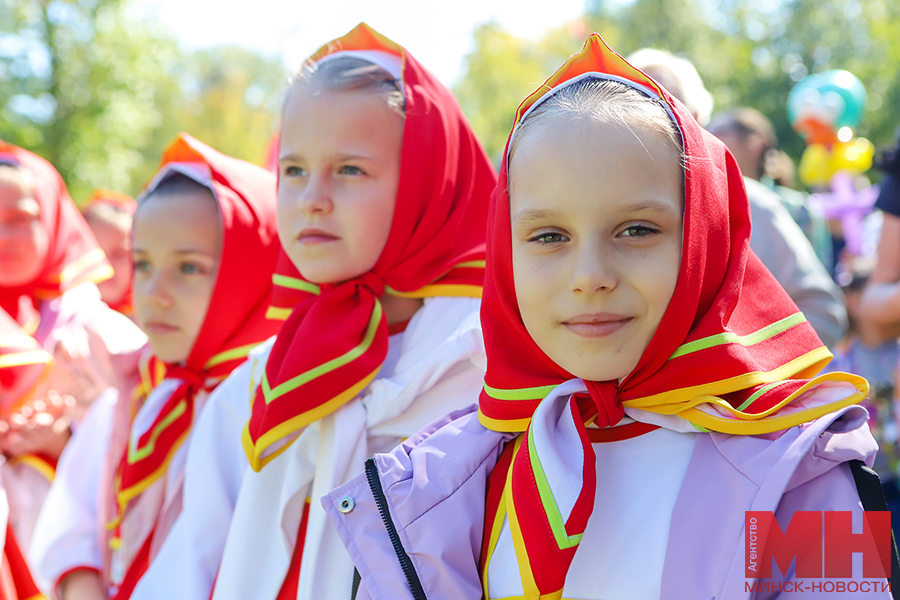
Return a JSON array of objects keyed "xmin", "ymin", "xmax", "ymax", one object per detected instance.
[
  {"xmin": 132, "ymin": 190, "xmax": 221, "ymax": 364},
  {"xmin": 0, "ymin": 171, "xmax": 48, "ymax": 287},
  {"xmin": 86, "ymin": 211, "xmax": 133, "ymax": 306},
  {"xmin": 509, "ymin": 115, "xmax": 683, "ymax": 382},
  {"xmin": 277, "ymin": 87, "xmax": 403, "ymax": 284}
]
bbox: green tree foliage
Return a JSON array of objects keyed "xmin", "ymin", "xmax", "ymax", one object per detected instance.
[
  {"xmin": 453, "ymin": 22, "xmax": 585, "ymax": 163},
  {"xmin": 457, "ymin": 0, "xmax": 900, "ymax": 185},
  {"xmin": 0, "ymin": 0, "xmax": 284, "ymax": 201}
]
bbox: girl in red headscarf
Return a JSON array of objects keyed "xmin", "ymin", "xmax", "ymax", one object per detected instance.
[
  {"xmin": 130, "ymin": 23, "xmax": 496, "ymax": 600},
  {"xmin": 322, "ymin": 34, "xmax": 889, "ymax": 600},
  {"xmin": 81, "ymin": 191, "xmax": 138, "ymax": 318},
  {"xmin": 28, "ymin": 133, "xmax": 281, "ymax": 600},
  {"xmin": 0, "ymin": 143, "xmax": 146, "ymax": 563}
]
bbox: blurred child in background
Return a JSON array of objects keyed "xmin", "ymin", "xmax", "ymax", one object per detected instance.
[{"xmin": 82, "ymin": 191, "xmax": 137, "ymax": 318}]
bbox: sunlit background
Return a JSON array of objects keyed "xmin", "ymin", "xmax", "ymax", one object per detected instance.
[{"xmin": 2, "ymin": 0, "xmax": 898, "ymax": 200}]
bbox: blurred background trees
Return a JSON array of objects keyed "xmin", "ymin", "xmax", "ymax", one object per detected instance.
[
  {"xmin": 0, "ymin": 0, "xmax": 283, "ymax": 201},
  {"xmin": 2, "ymin": 0, "xmax": 899, "ymax": 195},
  {"xmin": 454, "ymin": 0, "xmax": 900, "ymax": 169}
]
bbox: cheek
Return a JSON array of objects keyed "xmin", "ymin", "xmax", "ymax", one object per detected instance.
[
  {"xmin": 511, "ymin": 247, "xmax": 554, "ymax": 333},
  {"xmin": 641, "ymin": 243, "xmax": 682, "ymax": 318},
  {"xmin": 276, "ymin": 194, "xmax": 298, "ymax": 247},
  {"xmin": 10, "ymin": 223, "xmax": 49, "ymax": 276},
  {"xmin": 353, "ymin": 188, "xmax": 396, "ymax": 267}
]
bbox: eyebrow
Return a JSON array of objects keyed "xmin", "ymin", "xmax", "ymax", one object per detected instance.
[
  {"xmin": 512, "ymin": 208, "xmax": 562, "ymax": 227},
  {"xmin": 626, "ymin": 200, "xmax": 681, "ymax": 216},
  {"xmin": 132, "ymin": 248, "xmax": 217, "ymax": 257},
  {"xmin": 279, "ymin": 152, "xmax": 375, "ymax": 163}
]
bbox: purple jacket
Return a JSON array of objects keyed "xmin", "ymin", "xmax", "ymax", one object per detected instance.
[{"xmin": 323, "ymin": 403, "xmax": 890, "ymax": 600}]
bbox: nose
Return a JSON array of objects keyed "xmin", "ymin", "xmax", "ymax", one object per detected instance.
[
  {"xmin": 141, "ymin": 269, "xmax": 174, "ymax": 310},
  {"xmin": 569, "ymin": 238, "xmax": 618, "ymax": 294},
  {"xmin": 297, "ymin": 172, "xmax": 333, "ymax": 218}
]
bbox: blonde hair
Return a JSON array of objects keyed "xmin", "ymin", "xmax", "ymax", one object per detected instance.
[
  {"xmin": 510, "ymin": 78, "xmax": 683, "ymax": 169},
  {"xmin": 286, "ymin": 56, "xmax": 405, "ymax": 117}
]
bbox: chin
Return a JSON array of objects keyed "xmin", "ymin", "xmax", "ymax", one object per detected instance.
[
  {"xmin": 147, "ymin": 344, "xmax": 187, "ymax": 365},
  {"xmin": 564, "ymin": 360, "xmax": 632, "ymax": 384}
]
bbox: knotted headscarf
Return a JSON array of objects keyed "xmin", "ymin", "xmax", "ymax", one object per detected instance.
[
  {"xmin": 477, "ymin": 34, "xmax": 866, "ymax": 598},
  {"xmin": 243, "ymin": 23, "xmax": 497, "ymax": 470}
]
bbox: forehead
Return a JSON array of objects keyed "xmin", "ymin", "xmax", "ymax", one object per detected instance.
[
  {"xmin": 133, "ymin": 189, "xmax": 221, "ymax": 249},
  {"xmin": 509, "ymin": 116, "xmax": 683, "ymax": 217},
  {"xmin": 280, "ymin": 88, "xmax": 403, "ymax": 156},
  {"xmin": 0, "ymin": 172, "xmax": 39, "ymax": 213}
]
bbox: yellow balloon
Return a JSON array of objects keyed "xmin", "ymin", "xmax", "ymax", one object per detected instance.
[
  {"xmin": 799, "ymin": 144, "xmax": 833, "ymax": 186},
  {"xmin": 831, "ymin": 137, "xmax": 874, "ymax": 174}
]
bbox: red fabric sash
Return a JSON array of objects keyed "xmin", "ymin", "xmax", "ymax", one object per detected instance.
[
  {"xmin": 0, "ymin": 523, "xmax": 43, "ymax": 600},
  {"xmin": 243, "ymin": 23, "xmax": 497, "ymax": 471}
]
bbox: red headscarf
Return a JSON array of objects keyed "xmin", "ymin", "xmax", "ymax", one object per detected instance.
[
  {"xmin": 110, "ymin": 133, "xmax": 281, "ymax": 538},
  {"xmin": 0, "ymin": 307, "xmax": 52, "ymax": 414},
  {"xmin": 0, "ymin": 142, "xmax": 112, "ymax": 328},
  {"xmin": 82, "ymin": 189, "xmax": 138, "ymax": 314},
  {"xmin": 477, "ymin": 35, "xmax": 866, "ymax": 598},
  {"xmin": 243, "ymin": 23, "xmax": 497, "ymax": 470}
]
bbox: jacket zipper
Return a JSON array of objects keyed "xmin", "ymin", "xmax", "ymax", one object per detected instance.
[{"xmin": 364, "ymin": 458, "xmax": 428, "ymax": 600}]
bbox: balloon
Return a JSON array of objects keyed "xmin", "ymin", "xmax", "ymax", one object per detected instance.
[
  {"xmin": 799, "ymin": 144, "xmax": 834, "ymax": 186},
  {"xmin": 798, "ymin": 138, "xmax": 874, "ymax": 186},
  {"xmin": 788, "ymin": 70, "xmax": 867, "ymax": 147},
  {"xmin": 832, "ymin": 137, "xmax": 874, "ymax": 173}
]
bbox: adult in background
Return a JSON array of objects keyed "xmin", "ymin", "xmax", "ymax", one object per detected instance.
[
  {"xmin": 861, "ymin": 134, "xmax": 900, "ymax": 339},
  {"xmin": 708, "ymin": 107, "xmax": 834, "ymax": 272}
]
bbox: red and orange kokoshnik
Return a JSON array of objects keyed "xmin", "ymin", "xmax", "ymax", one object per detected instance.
[
  {"xmin": 243, "ymin": 23, "xmax": 497, "ymax": 471},
  {"xmin": 476, "ymin": 34, "xmax": 866, "ymax": 598}
]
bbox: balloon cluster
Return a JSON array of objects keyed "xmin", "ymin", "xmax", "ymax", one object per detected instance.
[{"xmin": 787, "ymin": 70, "xmax": 873, "ymax": 186}]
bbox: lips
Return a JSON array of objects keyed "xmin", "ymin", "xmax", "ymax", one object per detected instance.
[
  {"xmin": 143, "ymin": 321, "xmax": 179, "ymax": 334},
  {"xmin": 561, "ymin": 313, "xmax": 633, "ymax": 338},
  {"xmin": 297, "ymin": 227, "xmax": 339, "ymax": 244}
]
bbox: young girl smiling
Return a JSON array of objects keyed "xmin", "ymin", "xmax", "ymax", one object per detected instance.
[
  {"xmin": 323, "ymin": 34, "xmax": 885, "ymax": 600},
  {"xmin": 29, "ymin": 133, "xmax": 281, "ymax": 600},
  {"xmin": 132, "ymin": 23, "xmax": 496, "ymax": 600}
]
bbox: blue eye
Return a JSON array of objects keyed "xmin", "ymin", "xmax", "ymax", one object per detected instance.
[
  {"xmin": 133, "ymin": 259, "xmax": 150, "ymax": 273},
  {"xmin": 283, "ymin": 165, "xmax": 306, "ymax": 177},
  {"xmin": 338, "ymin": 165, "xmax": 364, "ymax": 176},
  {"xmin": 528, "ymin": 232, "xmax": 569, "ymax": 244},
  {"xmin": 180, "ymin": 262, "xmax": 202, "ymax": 275}
]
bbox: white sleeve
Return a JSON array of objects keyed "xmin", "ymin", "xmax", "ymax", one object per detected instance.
[
  {"xmin": 28, "ymin": 388, "xmax": 117, "ymax": 598},
  {"xmin": 130, "ymin": 358, "xmax": 255, "ymax": 600}
]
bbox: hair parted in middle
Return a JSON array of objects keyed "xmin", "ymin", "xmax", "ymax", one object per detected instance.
[{"xmin": 287, "ymin": 55, "xmax": 405, "ymax": 117}]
